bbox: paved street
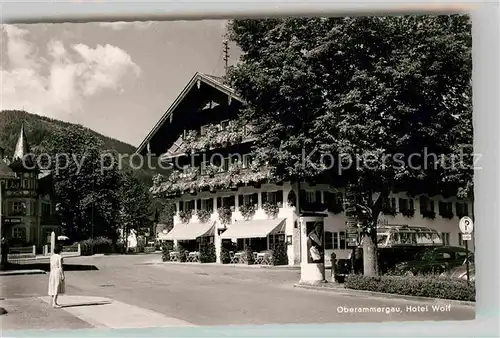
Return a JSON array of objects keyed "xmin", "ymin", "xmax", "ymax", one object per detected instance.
[{"xmin": 1, "ymin": 254, "xmax": 474, "ymax": 330}]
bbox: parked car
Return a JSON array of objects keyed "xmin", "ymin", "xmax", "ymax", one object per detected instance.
[
  {"xmin": 334, "ymin": 245, "xmax": 432, "ymax": 282},
  {"xmin": 440, "ymin": 256, "xmax": 475, "ymax": 281},
  {"xmin": 393, "ymin": 246, "xmax": 472, "ymax": 276}
]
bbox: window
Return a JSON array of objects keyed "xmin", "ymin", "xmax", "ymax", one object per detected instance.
[
  {"xmin": 305, "ymin": 191, "xmax": 316, "ymax": 203},
  {"xmin": 382, "ymin": 197, "xmax": 397, "ymax": 209},
  {"xmin": 398, "ymin": 198, "xmax": 414, "ymax": 212},
  {"xmin": 441, "ymin": 232, "xmax": 450, "ymax": 245},
  {"xmin": 201, "ymin": 199, "xmax": 214, "ymax": 212},
  {"xmin": 339, "ymin": 231, "xmax": 346, "ymax": 249},
  {"xmin": 200, "ymin": 125, "xmax": 209, "ymax": 136},
  {"xmin": 13, "ymin": 227, "xmax": 26, "ymax": 240},
  {"xmin": 12, "ymin": 201, "xmax": 26, "ymax": 215},
  {"xmin": 223, "ymin": 157, "xmax": 231, "ymax": 172},
  {"xmin": 240, "ymin": 193, "xmax": 258, "ymax": 207},
  {"xmin": 261, "ymin": 191, "xmax": 283, "ymax": 207},
  {"xmin": 325, "ymin": 232, "xmax": 333, "ymax": 250},
  {"xmin": 439, "ymin": 202, "xmax": 453, "ymax": 217},
  {"xmin": 222, "ymin": 196, "xmax": 235, "ymax": 208},
  {"xmin": 419, "ymin": 196, "xmax": 435, "ymax": 213},
  {"xmin": 456, "ymin": 202, "xmax": 469, "ymax": 217},
  {"xmin": 220, "ymin": 120, "xmax": 230, "ymax": 131},
  {"xmin": 331, "ymin": 232, "xmax": 347, "ymax": 250},
  {"xmin": 185, "ymin": 200, "xmax": 195, "ymax": 212},
  {"xmin": 455, "ymin": 251, "xmax": 468, "ymax": 260},
  {"xmin": 242, "ymin": 154, "xmax": 253, "ymax": 168},
  {"xmin": 435, "ymin": 252, "xmax": 452, "ymax": 261}
]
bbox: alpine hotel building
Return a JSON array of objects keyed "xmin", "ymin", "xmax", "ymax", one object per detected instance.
[
  {"xmin": 0, "ymin": 124, "xmax": 60, "ymax": 250},
  {"xmin": 136, "ymin": 73, "xmax": 474, "ymax": 266}
]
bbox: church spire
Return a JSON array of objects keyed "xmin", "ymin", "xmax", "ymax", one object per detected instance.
[
  {"xmin": 13, "ymin": 122, "xmax": 30, "ymax": 162},
  {"xmin": 10, "ymin": 122, "xmax": 35, "ymax": 172}
]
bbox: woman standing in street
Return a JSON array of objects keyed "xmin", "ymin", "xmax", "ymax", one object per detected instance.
[{"xmin": 48, "ymin": 244, "xmax": 65, "ymax": 308}]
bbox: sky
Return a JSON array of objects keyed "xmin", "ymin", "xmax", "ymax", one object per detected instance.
[{"xmin": 0, "ymin": 20, "xmax": 241, "ymax": 147}]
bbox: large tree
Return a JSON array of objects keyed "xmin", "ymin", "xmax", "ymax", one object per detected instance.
[
  {"xmin": 44, "ymin": 126, "xmax": 123, "ymax": 242},
  {"xmin": 228, "ymin": 15, "xmax": 472, "ymax": 276},
  {"xmin": 119, "ymin": 170, "xmax": 153, "ymax": 249}
]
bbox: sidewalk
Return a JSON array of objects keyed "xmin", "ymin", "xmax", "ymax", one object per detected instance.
[
  {"xmin": 38, "ymin": 295, "xmax": 196, "ymax": 329},
  {"xmin": 2, "ymin": 295, "xmax": 196, "ymax": 332}
]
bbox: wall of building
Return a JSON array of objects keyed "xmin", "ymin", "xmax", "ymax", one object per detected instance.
[{"xmin": 172, "ymin": 182, "xmax": 474, "ymax": 266}]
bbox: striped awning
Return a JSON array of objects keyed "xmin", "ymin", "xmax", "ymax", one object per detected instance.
[
  {"xmin": 219, "ymin": 218, "xmax": 286, "ymax": 239},
  {"xmin": 164, "ymin": 221, "xmax": 215, "ymax": 241}
]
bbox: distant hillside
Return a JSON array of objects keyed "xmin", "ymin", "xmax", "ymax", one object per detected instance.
[
  {"xmin": 0, "ymin": 110, "xmax": 136, "ymax": 155},
  {"xmin": 0, "ymin": 110, "xmax": 155, "ymax": 186}
]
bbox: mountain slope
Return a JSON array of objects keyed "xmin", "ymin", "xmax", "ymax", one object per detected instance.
[
  {"xmin": 0, "ymin": 110, "xmax": 136, "ymax": 155},
  {"xmin": 0, "ymin": 110, "xmax": 155, "ymax": 186}
]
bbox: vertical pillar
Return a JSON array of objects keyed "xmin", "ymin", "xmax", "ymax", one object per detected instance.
[
  {"xmin": 215, "ymin": 229, "xmax": 221, "ymax": 263},
  {"xmin": 50, "ymin": 231, "xmax": 55, "ymax": 254},
  {"xmin": 299, "ymin": 217, "xmax": 326, "ymax": 284}
]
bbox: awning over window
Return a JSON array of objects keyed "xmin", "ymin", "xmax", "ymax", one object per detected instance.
[
  {"xmin": 219, "ymin": 218, "xmax": 286, "ymax": 239},
  {"xmin": 164, "ymin": 221, "xmax": 215, "ymax": 241}
]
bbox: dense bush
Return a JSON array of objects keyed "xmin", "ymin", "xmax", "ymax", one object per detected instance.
[
  {"xmin": 271, "ymin": 243, "xmax": 288, "ymax": 266},
  {"xmin": 79, "ymin": 237, "xmax": 112, "ymax": 255},
  {"xmin": 220, "ymin": 247, "xmax": 231, "ymax": 264},
  {"xmin": 345, "ymin": 274, "xmax": 475, "ymax": 302},
  {"xmin": 244, "ymin": 247, "xmax": 255, "ymax": 265},
  {"xmin": 161, "ymin": 241, "xmax": 173, "ymax": 261},
  {"xmin": 200, "ymin": 242, "xmax": 216, "ymax": 263},
  {"xmin": 175, "ymin": 243, "xmax": 187, "ymax": 262}
]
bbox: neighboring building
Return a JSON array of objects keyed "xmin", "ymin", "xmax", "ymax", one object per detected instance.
[
  {"xmin": 0, "ymin": 124, "xmax": 60, "ymax": 249},
  {"xmin": 136, "ymin": 72, "xmax": 474, "ymax": 266}
]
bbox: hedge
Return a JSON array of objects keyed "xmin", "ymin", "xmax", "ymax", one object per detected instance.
[{"xmin": 345, "ymin": 274, "xmax": 475, "ymax": 302}]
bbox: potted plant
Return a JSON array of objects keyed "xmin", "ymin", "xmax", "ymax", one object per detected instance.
[
  {"xmin": 262, "ymin": 201, "xmax": 279, "ymax": 219},
  {"xmin": 421, "ymin": 210, "xmax": 436, "ymax": 220},
  {"xmin": 178, "ymin": 209, "xmax": 193, "ymax": 223},
  {"xmin": 196, "ymin": 209, "xmax": 212, "ymax": 223},
  {"xmin": 217, "ymin": 206, "xmax": 232, "ymax": 226},
  {"xmin": 239, "ymin": 203, "xmax": 256, "ymax": 220},
  {"xmin": 401, "ymin": 208, "xmax": 415, "ymax": 218}
]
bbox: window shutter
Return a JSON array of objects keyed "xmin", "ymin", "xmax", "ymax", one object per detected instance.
[{"xmin": 196, "ymin": 199, "xmax": 202, "ymax": 210}]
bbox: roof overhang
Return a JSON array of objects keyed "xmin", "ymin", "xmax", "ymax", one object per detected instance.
[{"xmin": 136, "ymin": 72, "xmax": 244, "ymax": 156}]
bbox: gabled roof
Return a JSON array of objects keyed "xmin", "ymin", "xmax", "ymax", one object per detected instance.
[
  {"xmin": 136, "ymin": 72, "xmax": 243, "ymax": 155},
  {"xmin": 0, "ymin": 159, "xmax": 15, "ymax": 179}
]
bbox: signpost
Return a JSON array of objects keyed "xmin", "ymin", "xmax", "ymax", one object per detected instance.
[{"xmin": 458, "ymin": 216, "xmax": 474, "ymax": 282}]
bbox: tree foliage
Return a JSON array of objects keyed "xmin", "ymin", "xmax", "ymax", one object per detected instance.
[
  {"xmin": 45, "ymin": 126, "xmax": 123, "ymax": 242},
  {"xmin": 228, "ymin": 15, "xmax": 472, "ymax": 275}
]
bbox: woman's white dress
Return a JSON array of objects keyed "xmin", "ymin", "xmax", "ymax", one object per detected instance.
[{"xmin": 48, "ymin": 254, "xmax": 65, "ymax": 296}]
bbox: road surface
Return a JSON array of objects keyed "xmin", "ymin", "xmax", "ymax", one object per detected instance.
[{"xmin": 0, "ymin": 254, "xmax": 475, "ymax": 330}]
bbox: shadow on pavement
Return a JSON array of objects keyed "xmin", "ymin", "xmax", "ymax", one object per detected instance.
[
  {"xmin": 5, "ymin": 263, "xmax": 99, "ymax": 272},
  {"xmin": 61, "ymin": 302, "xmax": 110, "ymax": 309}
]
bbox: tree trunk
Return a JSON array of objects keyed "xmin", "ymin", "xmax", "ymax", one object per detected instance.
[
  {"xmin": 362, "ymin": 231, "xmax": 378, "ymax": 276},
  {"xmin": 361, "ymin": 190, "xmax": 386, "ymax": 277}
]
